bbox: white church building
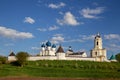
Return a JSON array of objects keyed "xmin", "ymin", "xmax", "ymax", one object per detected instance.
[
  {"xmin": 40, "ymin": 41, "xmax": 56, "ymax": 56},
  {"xmin": 8, "ymin": 33, "xmax": 108, "ymax": 62}
]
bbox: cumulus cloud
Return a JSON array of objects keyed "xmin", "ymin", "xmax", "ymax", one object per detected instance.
[
  {"xmin": 48, "ymin": 2, "xmax": 66, "ymax": 9},
  {"xmin": 37, "ymin": 28, "xmax": 47, "ymax": 32},
  {"xmin": 104, "ymin": 34, "xmax": 120, "ymax": 40},
  {"xmin": 0, "ymin": 26, "xmax": 34, "ymax": 39},
  {"xmin": 80, "ymin": 7, "xmax": 105, "ymax": 19},
  {"xmin": 51, "ymin": 34, "xmax": 64, "ymax": 44},
  {"xmin": 64, "ymin": 39, "xmax": 83, "ymax": 43},
  {"xmin": 105, "ymin": 43, "xmax": 120, "ymax": 52},
  {"xmin": 24, "ymin": 17, "xmax": 35, "ymax": 24},
  {"xmin": 64, "ymin": 35, "xmax": 95, "ymax": 43},
  {"xmin": 37, "ymin": 25, "xmax": 59, "ymax": 32},
  {"xmin": 48, "ymin": 25, "xmax": 59, "ymax": 31},
  {"xmin": 57, "ymin": 12, "xmax": 80, "ymax": 26},
  {"xmin": 79, "ymin": 35, "xmax": 95, "ymax": 40}
]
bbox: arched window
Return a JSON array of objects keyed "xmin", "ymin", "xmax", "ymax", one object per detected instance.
[
  {"xmin": 97, "ymin": 42, "xmax": 98, "ymax": 45},
  {"xmin": 95, "ymin": 52, "xmax": 97, "ymax": 56}
]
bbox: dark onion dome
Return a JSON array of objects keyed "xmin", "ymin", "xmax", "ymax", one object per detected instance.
[
  {"xmin": 95, "ymin": 33, "xmax": 101, "ymax": 39},
  {"xmin": 52, "ymin": 44, "xmax": 56, "ymax": 48},
  {"xmin": 56, "ymin": 45, "xmax": 64, "ymax": 53},
  {"xmin": 41, "ymin": 43, "xmax": 45, "ymax": 47},
  {"xmin": 9, "ymin": 51, "xmax": 15, "ymax": 56},
  {"xmin": 46, "ymin": 41, "xmax": 51, "ymax": 46},
  {"xmin": 68, "ymin": 46, "xmax": 73, "ymax": 52}
]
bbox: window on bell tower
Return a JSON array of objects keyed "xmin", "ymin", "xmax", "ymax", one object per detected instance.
[
  {"xmin": 95, "ymin": 52, "xmax": 97, "ymax": 56},
  {"xmin": 97, "ymin": 42, "xmax": 98, "ymax": 45}
]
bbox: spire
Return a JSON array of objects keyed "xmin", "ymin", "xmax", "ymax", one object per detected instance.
[
  {"xmin": 97, "ymin": 32, "xmax": 100, "ymax": 36},
  {"xmin": 9, "ymin": 51, "xmax": 15, "ymax": 56},
  {"xmin": 56, "ymin": 45, "xmax": 64, "ymax": 53},
  {"xmin": 95, "ymin": 32, "xmax": 101, "ymax": 38}
]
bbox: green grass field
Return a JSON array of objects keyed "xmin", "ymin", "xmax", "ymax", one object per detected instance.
[{"xmin": 0, "ymin": 60, "xmax": 120, "ymax": 78}]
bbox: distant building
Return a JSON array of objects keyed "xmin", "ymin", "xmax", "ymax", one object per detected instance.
[
  {"xmin": 109, "ymin": 54, "xmax": 117, "ymax": 62},
  {"xmin": 40, "ymin": 41, "xmax": 56, "ymax": 56},
  {"xmin": 8, "ymin": 51, "xmax": 16, "ymax": 62},
  {"xmin": 66, "ymin": 46, "xmax": 87, "ymax": 57},
  {"xmin": 56, "ymin": 45, "xmax": 66, "ymax": 60},
  {"xmin": 90, "ymin": 33, "xmax": 107, "ymax": 61}
]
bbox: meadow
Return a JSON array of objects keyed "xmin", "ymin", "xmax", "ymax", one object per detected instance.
[{"xmin": 0, "ymin": 60, "xmax": 120, "ymax": 79}]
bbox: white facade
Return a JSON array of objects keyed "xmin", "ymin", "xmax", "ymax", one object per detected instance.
[
  {"xmin": 90, "ymin": 33, "xmax": 107, "ymax": 61},
  {"xmin": 56, "ymin": 45, "xmax": 66, "ymax": 60},
  {"xmin": 40, "ymin": 41, "xmax": 56, "ymax": 56},
  {"xmin": 66, "ymin": 46, "xmax": 87, "ymax": 57}
]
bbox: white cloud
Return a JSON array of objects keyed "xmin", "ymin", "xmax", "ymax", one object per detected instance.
[
  {"xmin": 24, "ymin": 17, "xmax": 35, "ymax": 24},
  {"xmin": 51, "ymin": 34, "xmax": 64, "ymax": 44},
  {"xmin": 37, "ymin": 28, "xmax": 47, "ymax": 32},
  {"xmin": 57, "ymin": 12, "xmax": 80, "ymax": 26},
  {"xmin": 64, "ymin": 35, "xmax": 95, "ymax": 43},
  {"xmin": 37, "ymin": 25, "xmax": 59, "ymax": 32},
  {"xmin": 106, "ymin": 43, "xmax": 120, "ymax": 52},
  {"xmin": 104, "ymin": 34, "xmax": 120, "ymax": 40},
  {"xmin": 48, "ymin": 2, "xmax": 66, "ymax": 9},
  {"xmin": 64, "ymin": 39, "xmax": 83, "ymax": 43},
  {"xmin": 79, "ymin": 35, "xmax": 95, "ymax": 40},
  {"xmin": 48, "ymin": 25, "xmax": 59, "ymax": 31},
  {"xmin": 80, "ymin": 7, "xmax": 105, "ymax": 19},
  {"xmin": 0, "ymin": 26, "xmax": 34, "ymax": 39}
]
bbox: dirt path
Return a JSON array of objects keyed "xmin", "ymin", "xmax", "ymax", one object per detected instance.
[
  {"xmin": 0, "ymin": 77, "xmax": 83, "ymax": 80},
  {"xmin": 0, "ymin": 77, "xmax": 119, "ymax": 80}
]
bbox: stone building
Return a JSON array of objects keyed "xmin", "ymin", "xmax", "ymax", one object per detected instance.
[
  {"xmin": 90, "ymin": 33, "xmax": 107, "ymax": 61},
  {"xmin": 40, "ymin": 41, "xmax": 56, "ymax": 56}
]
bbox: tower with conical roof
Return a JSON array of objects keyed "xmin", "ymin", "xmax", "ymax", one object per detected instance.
[
  {"xmin": 56, "ymin": 45, "xmax": 66, "ymax": 60},
  {"xmin": 90, "ymin": 33, "xmax": 107, "ymax": 61}
]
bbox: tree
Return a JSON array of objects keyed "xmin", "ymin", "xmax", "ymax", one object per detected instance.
[
  {"xmin": 16, "ymin": 52, "xmax": 29, "ymax": 67},
  {"xmin": 0, "ymin": 56, "xmax": 7, "ymax": 64},
  {"xmin": 116, "ymin": 53, "xmax": 120, "ymax": 62}
]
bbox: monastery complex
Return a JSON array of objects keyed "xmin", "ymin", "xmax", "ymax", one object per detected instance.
[{"xmin": 8, "ymin": 33, "xmax": 110, "ymax": 62}]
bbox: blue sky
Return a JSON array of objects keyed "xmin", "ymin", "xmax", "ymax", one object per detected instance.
[{"xmin": 0, "ymin": 0, "xmax": 120, "ymax": 58}]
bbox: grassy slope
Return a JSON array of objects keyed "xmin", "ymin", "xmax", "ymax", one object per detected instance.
[{"xmin": 0, "ymin": 60, "xmax": 120, "ymax": 78}]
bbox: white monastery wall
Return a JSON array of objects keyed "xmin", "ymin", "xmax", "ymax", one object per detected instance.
[
  {"xmin": 27, "ymin": 56, "xmax": 57, "ymax": 61},
  {"xmin": 8, "ymin": 56, "xmax": 96, "ymax": 61}
]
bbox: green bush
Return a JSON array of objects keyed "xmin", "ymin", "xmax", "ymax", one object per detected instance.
[
  {"xmin": 116, "ymin": 53, "xmax": 120, "ymax": 62},
  {"xmin": 0, "ymin": 56, "xmax": 7, "ymax": 64},
  {"xmin": 16, "ymin": 51, "xmax": 29, "ymax": 67}
]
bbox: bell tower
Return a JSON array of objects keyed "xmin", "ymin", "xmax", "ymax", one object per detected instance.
[
  {"xmin": 90, "ymin": 33, "xmax": 107, "ymax": 61},
  {"xmin": 94, "ymin": 33, "xmax": 102, "ymax": 49}
]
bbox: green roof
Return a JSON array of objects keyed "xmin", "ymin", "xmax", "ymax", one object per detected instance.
[{"xmin": 109, "ymin": 54, "xmax": 116, "ymax": 60}]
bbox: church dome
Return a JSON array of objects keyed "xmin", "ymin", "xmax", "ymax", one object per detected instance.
[
  {"xmin": 52, "ymin": 44, "xmax": 56, "ymax": 48},
  {"xmin": 41, "ymin": 44, "xmax": 45, "ymax": 47},
  {"xmin": 46, "ymin": 41, "xmax": 51, "ymax": 46}
]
